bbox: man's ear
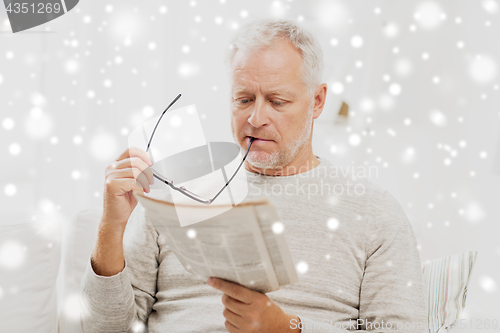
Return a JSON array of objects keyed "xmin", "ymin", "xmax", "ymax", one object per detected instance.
[{"xmin": 312, "ymin": 83, "xmax": 328, "ymax": 119}]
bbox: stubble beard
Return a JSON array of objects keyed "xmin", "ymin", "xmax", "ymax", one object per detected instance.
[{"xmin": 236, "ymin": 102, "xmax": 314, "ymax": 170}]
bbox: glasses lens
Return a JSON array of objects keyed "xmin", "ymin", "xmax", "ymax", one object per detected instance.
[
  {"xmin": 156, "ymin": 142, "xmax": 244, "ymax": 202},
  {"xmin": 128, "ymin": 104, "xmax": 248, "ymax": 205}
]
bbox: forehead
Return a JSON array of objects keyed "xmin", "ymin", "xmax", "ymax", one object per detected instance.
[{"xmin": 230, "ymin": 39, "xmax": 305, "ymax": 92}]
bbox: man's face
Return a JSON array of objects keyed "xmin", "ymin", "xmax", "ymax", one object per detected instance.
[{"xmin": 229, "ymin": 39, "xmax": 315, "ymax": 170}]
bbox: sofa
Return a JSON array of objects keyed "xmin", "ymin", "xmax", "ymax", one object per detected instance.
[{"xmin": 0, "ymin": 208, "xmax": 478, "ymax": 332}]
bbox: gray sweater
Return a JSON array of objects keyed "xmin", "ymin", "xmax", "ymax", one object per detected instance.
[{"xmin": 80, "ymin": 156, "xmax": 428, "ymax": 332}]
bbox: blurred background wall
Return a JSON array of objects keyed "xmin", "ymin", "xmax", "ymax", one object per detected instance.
[{"xmin": 1, "ymin": 0, "xmax": 499, "ymax": 317}]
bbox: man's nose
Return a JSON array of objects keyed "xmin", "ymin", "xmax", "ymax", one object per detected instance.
[{"xmin": 247, "ymin": 97, "xmax": 270, "ymax": 128}]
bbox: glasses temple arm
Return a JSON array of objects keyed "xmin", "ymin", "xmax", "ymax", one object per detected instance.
[
  {"xmin": 146, "ymin": 93, "xmax": 182, "ymax": 153},
  {"xmin": 208, "ymin": 137, "xmax": 255, "ymax": 204}
]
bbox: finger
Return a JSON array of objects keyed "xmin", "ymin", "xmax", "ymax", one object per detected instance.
[
  {"xmin": 137, "ymin": 160, "xmax": 154, "ymax": 185},
  {"xmin": 136, "ymin": 172, "xmax": 151, "ymax": 192},
  {"xmin": 142, "ymin": 166, "xmax": 154, "ymax": 185},
  {"xmin": 222, "ymin": 294, "xmax": 246, "ymax": 316},
  {"xmin": 118, "ymin": 157, "xmax": 154, "ymax": 185},
  {"xmin": 223, "ymin": 308, "xmax": 244, "ymax": 331},
  {"xmin": 224, "ymin": 320, "xmax": 242, "ymax": 333},
  {"xmin": 107, "ymin": 169, "xmax": 150, "ymax": 193},
  {"xmin": 110, "ymin": 157, "xmax": 154, "ymax": 185},
  {"xmin": 106, "ymin": 177, "xmax": 149, "ymax": 194},
  {"xmin": 116, "ymin": 146, "xmax": 153, "ymax": 167},
  {"xmin": 207, "ymin": 278, "xmax": 254, "ymax": 304}
]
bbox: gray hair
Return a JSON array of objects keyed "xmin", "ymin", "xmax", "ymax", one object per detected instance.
[{"xmin": 225, "ymin": 18, "xmax": 324, "ymax": 95}]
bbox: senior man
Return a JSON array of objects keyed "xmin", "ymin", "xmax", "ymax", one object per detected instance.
[{"xmin": 81, "ymin": 19, "xmax": 428, "ymax": 332}]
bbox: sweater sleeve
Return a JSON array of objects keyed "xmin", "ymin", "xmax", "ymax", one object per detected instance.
[
  {"xmin": 80, "ymin": 201, "xmax": 159, "ymax": 332},
  {"xmin": 357, "ymin": 189, "xmax": 428, "ymax": 332},
  {"xmin": 289, "ymin": 191, "xmax": 429, "ymax": 333}
]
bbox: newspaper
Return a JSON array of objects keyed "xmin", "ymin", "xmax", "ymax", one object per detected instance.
[{"xmin": 133, "ymin": 192, "xmax": 299, "ymax": 293}]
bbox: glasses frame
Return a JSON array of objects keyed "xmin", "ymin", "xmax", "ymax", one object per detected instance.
[{"xmin": 145, "ymin": 93, "xmax": 254, "ymax": 205}]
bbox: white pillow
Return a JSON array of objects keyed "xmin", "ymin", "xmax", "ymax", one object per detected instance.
[
  {"xmin": 423, "ymin": 251, "xmax": 478, "ymax": 333},
  {"xmin": 58, "ymin": 209, "xmax": 101, "ymax": 333},
  {"xmin": 0, "ymin": 222, "xmax": 61, "ymax": 333}
]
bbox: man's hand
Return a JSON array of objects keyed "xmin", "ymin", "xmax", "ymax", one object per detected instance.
[
  {"xmin": 91, "ymin": 147, "xmax": 153, "ymax": 277},
  {"xmin": 207, "ymin": 277, "xmax": 301, "ymax": 333}
]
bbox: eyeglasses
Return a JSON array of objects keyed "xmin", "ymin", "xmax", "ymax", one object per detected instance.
[{"xmin": 145, "ymin": 93, "xmax": 254, "ymax": 205}]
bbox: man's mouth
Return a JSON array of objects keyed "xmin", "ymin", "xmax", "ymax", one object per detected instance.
[{"xmin": 246, "ymin": 136, "xmax": 273, "ymax": 143}]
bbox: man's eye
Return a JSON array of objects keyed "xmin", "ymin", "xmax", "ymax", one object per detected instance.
[
  {"xmin": 272, "ymin": 100, "xmax": 285, "ymax": 106},
  {"xmin": 239, "ymin": 99, "xmax": 251, "ymax": 104}
]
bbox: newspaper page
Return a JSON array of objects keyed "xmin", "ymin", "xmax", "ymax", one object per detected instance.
[{"xmin": 133, "ymin": 192, "xmax": 299, "ymax": 293}]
